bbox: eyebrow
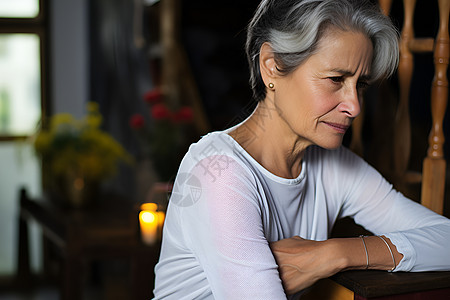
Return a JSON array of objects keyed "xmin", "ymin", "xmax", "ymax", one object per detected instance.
[{"xmin": 330, "ymin": 69, "xmax": 372, "ymax": 82}]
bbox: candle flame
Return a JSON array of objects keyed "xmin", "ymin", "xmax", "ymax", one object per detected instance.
[{"xmin": 140, "ymin": 211, "xmax": 156, "ymax": 224}]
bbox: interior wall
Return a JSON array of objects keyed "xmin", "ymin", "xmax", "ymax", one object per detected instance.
[{"xmin": 51, "ymin": 0, "xmax": 89, "ymax": 117}]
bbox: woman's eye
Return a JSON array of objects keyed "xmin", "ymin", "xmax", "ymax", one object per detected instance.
[
  {"xmin": 328, "ymin": 76, "xmax": 343, "ymax": 83},
  {"xmin": 357, "ymin": 81, "xmax": 369, "ymax": 90}
]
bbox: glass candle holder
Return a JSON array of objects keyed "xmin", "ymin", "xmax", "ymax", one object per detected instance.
[{"xmin": 139, "ymin": 203, "xmax": 165, "ymax": 245}]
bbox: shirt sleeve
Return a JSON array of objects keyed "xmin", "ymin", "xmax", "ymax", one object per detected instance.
[
  {"xmin": 179, "ymin": 154, "xmax": 287, "ymax": 299},
  {"xmin": 335, "ymin": 147, "xmax": 450, "ymax": 272}
]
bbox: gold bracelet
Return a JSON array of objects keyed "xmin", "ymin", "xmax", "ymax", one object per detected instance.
[
  {"xmin": 378, "ymin": 235, "xmax": 396, "ymax": 271},
  {"xmin": 359, "ymin": 235, "xmax": 369, "ymax": 269}
]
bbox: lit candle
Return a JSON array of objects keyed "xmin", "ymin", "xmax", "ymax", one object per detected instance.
[{"xmin": 139, "ymin": 204, "xmax": 158, "ymax": 245}]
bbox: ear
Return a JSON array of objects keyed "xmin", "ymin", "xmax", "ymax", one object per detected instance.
[{"xmin": 259, "ymin": 43, "xmax": 278, "ymax": 87}]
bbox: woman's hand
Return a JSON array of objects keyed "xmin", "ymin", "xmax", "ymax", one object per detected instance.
[{"xmin": 270, "ymin": 236, "xmax": 346, "ymax": 295}]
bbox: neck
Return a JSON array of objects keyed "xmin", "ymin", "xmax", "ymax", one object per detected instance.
[{"xmin": 229, "ymin": 101, "xmax": 310, "ymax": 179}]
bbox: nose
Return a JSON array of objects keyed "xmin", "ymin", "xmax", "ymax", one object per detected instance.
[{"xmin": 338, "ymin": 86, "xmax": 361, "ymax": 118}]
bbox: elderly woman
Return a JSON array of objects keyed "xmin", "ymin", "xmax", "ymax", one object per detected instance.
[{"xmin": 153, "ymin": 0, "xmax": 450, "ymax": 299}]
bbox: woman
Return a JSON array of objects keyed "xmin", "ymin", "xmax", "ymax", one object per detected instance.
[{"xmin": 153, "ymin": 0, "xmax": 450, "ymax": 299}]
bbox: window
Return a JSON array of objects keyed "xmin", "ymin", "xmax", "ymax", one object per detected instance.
[
  {"xmin": 0, "ymin": 0, "xmax": 40, "ymax": 18},
  {"xmin": 0, "ymin": 0, "xmax": 47, "ymax": 140},
  {"xmin": 0, "ymin": 0, "xmax": 47, "ymax": 276}
]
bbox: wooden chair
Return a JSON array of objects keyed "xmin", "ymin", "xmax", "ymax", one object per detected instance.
[{"xmin": 16, "ymin": 187, "xmax": 158, "ymax": 300}]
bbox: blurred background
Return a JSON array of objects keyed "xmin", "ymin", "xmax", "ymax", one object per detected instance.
[{"xmin": 0, "ymin": 0, "xmax": 448, "ymax": 299}]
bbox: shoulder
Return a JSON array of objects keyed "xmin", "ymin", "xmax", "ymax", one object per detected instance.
[
  {"xmin": 171, "ymin": 132, "xmax": 261, "ymax": 210},
  {"xmin": 189, "ymin": 131, "xmax": 239, "ymax": 160},
  {"xmin": 177, "ymin": 131, "xmax": 256, "ymax": 186}
]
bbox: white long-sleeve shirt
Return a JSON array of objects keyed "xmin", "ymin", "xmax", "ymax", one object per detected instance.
[{"xmin": 153, "ymin": 131, "xmax": 450, "ymax": 300}]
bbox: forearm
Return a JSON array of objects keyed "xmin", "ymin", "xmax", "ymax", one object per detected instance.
[
  {"xmin": 271, "ymin": 235, "xmax": 404, "ymax": 295},
  {"xmin": 331, "ymin": 235, "xmax": 404, "ymax": 271}
]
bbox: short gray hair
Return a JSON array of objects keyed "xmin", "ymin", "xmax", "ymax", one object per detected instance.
[{"xmin": 246, "ymin": 0, "xmax": 399, "ymax": 102}]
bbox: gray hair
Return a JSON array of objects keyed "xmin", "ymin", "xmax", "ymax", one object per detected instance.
[{"xmin": 246, "ymin": 0, "xmax": 399, "ymax": 102}]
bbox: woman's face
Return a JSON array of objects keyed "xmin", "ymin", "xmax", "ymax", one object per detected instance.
[{"xmin": 271, "ymin": 29, "xmax": 373, "ymax": 150}]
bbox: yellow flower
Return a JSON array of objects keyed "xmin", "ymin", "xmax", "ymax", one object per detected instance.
[
  {"xmin": 50, "ymin": 113, "xmax": 77, "ymax": 131},
  {"xmin": 33, "ymin": 102, "xmax": 131, "ymax": 181}
]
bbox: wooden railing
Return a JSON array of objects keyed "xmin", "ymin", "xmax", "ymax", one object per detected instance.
[
  {"xmin": 421, "ymin": 0, "xmax": 449, "ymax": 214},
  {"xmin": 353, "ymin": 0, "xmax": 449, "ymax": 215}
]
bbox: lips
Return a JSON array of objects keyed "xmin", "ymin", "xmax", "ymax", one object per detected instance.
[{"xmin": 323, "ymin": 122, "xmax": 350, "ymax": 134}]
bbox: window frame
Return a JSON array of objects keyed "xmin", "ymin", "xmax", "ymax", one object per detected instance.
[{"xmin": 0, "ymin": 0, "xmax": 49, "ymax": 141}]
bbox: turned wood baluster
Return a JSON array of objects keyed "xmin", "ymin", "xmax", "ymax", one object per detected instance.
[
  {"xmin": 421, "ymin": 0, "xmax": 449, "ymax": 214},
  {"xmin": 394, "ymin": 0, "xmax": 415, "ymax": 185},
  {"xmin": 378, "ymin": 0, "xmax": 393, "ymax": 15}
]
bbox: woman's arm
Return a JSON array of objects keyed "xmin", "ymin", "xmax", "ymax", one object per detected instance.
[
  {"xmin": 270, "ymin": 235, "xmax": 404, "ymax": 295},
  {"xmin": 270, "ymin": 147, "xmax": 450, "ymax": 295},
  {"xmin": 182, "ymin": 155, "xmax": 288, "ymax": 299},
  {"xmin": 334, "ymin": 147, "xmax": 450, "ymax": 272}
]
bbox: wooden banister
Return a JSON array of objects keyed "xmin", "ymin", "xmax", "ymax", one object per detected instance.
[
  {"xmin": 409, "ymin": 38, "xmax": 435, "ymax": 53},
  {"xmin": 421, "ymin": 0, "xmax": 449, "ymax": 214},
  {"xmin": 375, "ymin": 0, "xmax": 448, "ymax": 214},
  {"xmin": 393, "ymin": 0, "xmax": 415, "ymax": 184},
  {"xmin": 378, "ymin": 0, "xmax": 393, "ymax": 16}
]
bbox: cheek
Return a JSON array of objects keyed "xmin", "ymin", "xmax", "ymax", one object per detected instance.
[
  {"xmin": 305, "ymin": 89, "xmax": 338, "ymax": 119},
  {"xmin": 277, "ymin": 78, "xmax": 336, "ymax": 121},
  {"xmin": 316, "ymin": 94, "xmax": 337, "ymax": 113}
]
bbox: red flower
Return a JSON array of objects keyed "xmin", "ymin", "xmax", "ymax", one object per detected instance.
[
  {"xmin": 151, "ymin": 103, "xmax": 171, "ymax": 120},
  {"xmin": 129, "ymin": 114, "xmax": 145, "ymax": 129},
  {"xmin": 173, "ymin": 106, "xmax": 194, "ymax": 123},
  {"xmin": 143, "ymin": 88, "xmax": 163, "ymax": 104}
]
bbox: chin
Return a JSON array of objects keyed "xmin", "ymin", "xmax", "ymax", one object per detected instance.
[{"xmin": 316, "ymin": 138, "xmax": 344, "ymax": 150}]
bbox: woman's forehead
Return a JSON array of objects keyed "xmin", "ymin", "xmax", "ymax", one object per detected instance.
[{"xmin": 311, "ymin": 30, "xmax": 373, "ymax": 76}]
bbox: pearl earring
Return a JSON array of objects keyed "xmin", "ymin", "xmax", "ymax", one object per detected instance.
[{"xmin": 268, "ymin": 83, "xmax": 274, "ymax": 89}]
